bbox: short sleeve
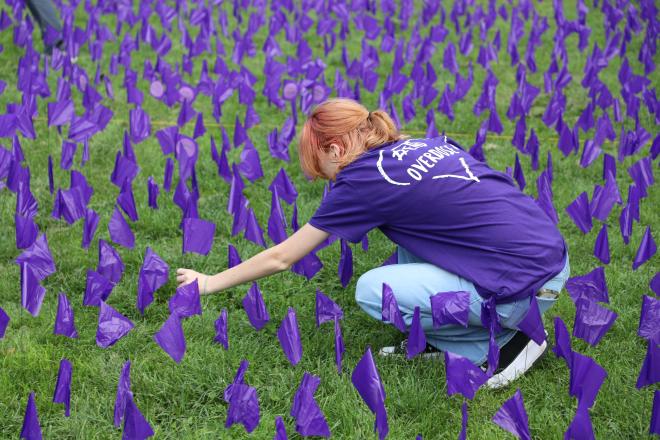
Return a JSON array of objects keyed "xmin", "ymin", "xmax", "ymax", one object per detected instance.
[{"xmin": 308, "ymin": 179, "xmax": 382, "ymax": 243}]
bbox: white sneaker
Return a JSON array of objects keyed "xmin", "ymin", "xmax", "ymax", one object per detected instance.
[{"xmin": 482, "ymin": 331, "xmax": 549, "ymax": 390}]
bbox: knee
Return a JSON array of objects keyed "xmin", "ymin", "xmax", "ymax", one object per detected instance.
[{"xmin": 355, "ymin": 269, "xmax": 382, "ymax": 310}]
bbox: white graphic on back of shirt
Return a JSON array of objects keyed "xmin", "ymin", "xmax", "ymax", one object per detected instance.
[{"xmin": 377, "ymin": 137, "xmax": 481, "ymax": 185}]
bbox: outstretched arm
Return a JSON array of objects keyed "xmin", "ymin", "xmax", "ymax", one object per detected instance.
[{"xmin": 176, "ymin": 223, "xmax": 330, "ymax": 295}]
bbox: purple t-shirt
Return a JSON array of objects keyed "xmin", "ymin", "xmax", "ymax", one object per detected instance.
[{"xmin": 308, "ymin": 135, "xmax": 567, "ymax": 303}]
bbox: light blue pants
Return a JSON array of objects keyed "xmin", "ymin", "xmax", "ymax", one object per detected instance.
[{"xmin": 355, "ymin": 245, "xmax": 571, "ymax": 365}]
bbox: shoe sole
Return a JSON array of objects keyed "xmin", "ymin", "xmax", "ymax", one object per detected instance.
[
  {"xmin": 377, "ymin": 346, "xmax": 442, "ymax": 360},
  {"xmin": 485, "ymin": 337, "xmax": 549, "ymax": 389}
]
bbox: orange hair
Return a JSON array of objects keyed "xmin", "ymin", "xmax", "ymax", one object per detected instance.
[{"xmin": 298, "ymin": 97, "xmax": 410, "ymax": 180}]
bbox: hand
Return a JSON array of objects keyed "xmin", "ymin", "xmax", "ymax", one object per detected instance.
[{"xmin": 176, "ymin": 268, "xmax": 209, "ymax": 294}]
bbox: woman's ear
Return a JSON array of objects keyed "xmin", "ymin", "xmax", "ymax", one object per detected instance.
[{"xmin": 329, "ymin": 143, "xmax": 343, "ymax": 159}]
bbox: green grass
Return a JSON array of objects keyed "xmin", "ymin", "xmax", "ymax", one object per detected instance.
[{"xmin": 0, "ymin": 0, "xmax": 658, "ymax": 439}]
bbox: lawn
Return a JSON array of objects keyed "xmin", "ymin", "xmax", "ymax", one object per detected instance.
[{"xmin": 0, "ymin": 0, "xmax": 658, "ymax": 438}]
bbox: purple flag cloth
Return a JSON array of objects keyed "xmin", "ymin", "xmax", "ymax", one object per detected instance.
[
  {"xmin": 269, "ymin": 168, "xmax": 298, "ymax": 204},
  {"xmin": 114, "ymin": 361, "xmax": 131, "ymax": 427},
  {"xmin": 228, "ymin": 244, "xmax": 242, "ymax": 268},
  {"xmin": 335, "ymin": 316, "xmax": 344, "ymax": 374},
  {"xmin": 20, "ymin": 392, "xmax": 42, "ymax": 440},
  {"xmin": 244, "ymin": 207, "xmax": 266, "ymax": 247},
  {"xmin": 351, "ymin": 347, "xmax": 389, "ymax": 440},
  {"xmin": 147, "ymin": 176, "xmax": 159, "ymax": 209},
  {"xmin": 636, "ymin": 342, "xmax": 660, "ymax": 389},
  {"xmin": 516, "ymin": 295, "xmax": 546, "ymax": 345},
  {"xmin": 117, "ymin": 180, "xmax": 139, "ymax": 222},
  {"xmin": 0, "ymin": 307, "xmax": 9, "ymax": 339},
  {"xmin": 553, "ymin": 317, "xmax": 573, "ymax": 367},
  {"xmin": 48, "ymin": 156, "xmax": 54, "ymax": 194},
  {"xmin": 214, "ymin": 308, "xmax": 229, "ymax": 350},
  {"xmin": 565, "ymin": 267, "xmax": 609, "ymax": 303},
  {"xmin": 182, "ymin": 217, "xmax": 216, "ymax": 255},
  {"xmin": 381, "ymin": 282, "xmax": 407, "ymax": 332},
  {"xmin": 627, "ymin": 157, "xmax": 654, "ymax": 198},
  {"xmin": 15, "ymin": 233, "xmax": 56, "ymax": 280},
  {"xmin": 163, "ymin": 158, "xmax": 174, "ymax": 192},
  {"xmin": 98, "ymin": 239, "xmax": 124, "ymax": 284},
  {"xmin": 168, "ymin": 279, "xmax": 202, "ymax": 319},
  {"xmin": 83, "ymin": 269, "xmax": 114, "ymax": 306},
  {"xmin": 137, "ymin": 247, "xmax": 169, "ymax": 314},
  {"xmin": 652, "ymin": 272, "xmax": 660, "ymax": 296},
  {"xmin": 53, "ymin": 358, "xmax": 72, "ymax": 417},
  {"xmin": 108, "ymin": 206, "xmax": 135, "ymax": 249},
  {"xmin": 444, "ymin": 351, "xmax": 490, "ymax": 400},
  {"xmin": 242, "ymin": 282, "xmax": 270, "ymax": 330},
  {"xmin": 154, "ymin": 313, "xmax": 186, "ymax": 363},
  {"xmin": 633, "ymin": 226, "xmax": 656, "ymax": 270},
  {"xmin": 573, "ymin": 298, "xmax": 617, "ymax": 346},
  {"xmin": 82, "ymin": 209, "xmax": 99, "ymax": 249},
  {"xmin": 315, "ymin": 289, "xmax": 344, "ymax": 327},
  {"xmin": 407, "ymin": 306, "xmax": 427, "ymax": 359},
  {"xmin": 277, "ymin": 307, "xmax": 303, "ymax": 366},
  {"xmin": 638, "ymin": 295, "xmax": 660, "ymax": 344},
  {"xmin": 20, "ymin": 263, "xmax": 47, "ymax": 317},
  {"xmin": 589, "ymin": 173, "xmax": 621, "ymax": 222},
  {"xmin": 569, "ymin": 351, "xmax": 607, "ymax": 410},
  {"xmin": 224, "ymin": 361, "xmax": 260, "ymax": 433},
  {"xmin": 564, "ymin": 406, "xmax": 595, "ymax": 440},
  {"xmin": 594, "ymin": 223, "xmax": 610, "ymax": 264},
  {"xmin": 338, "ymin": 239, "xmax": 353, "ymax": 288},
  {"xmin": 54, "ymin": 292, "xmax": 78, "ymax": 338},
  {"xmin": 96, "ymin": 301, "xmax": 134, "ymax": 348},
  {"xmin": 290, "ymin": 372, "xmax": 331, "ymax": 437},
  {"xmin": 651, "ymin": 390, "xmax": 660, "ymax": 435},
  {"xmin": 122, "ymin": 392, "xmax": 155, "ymax": 440},
  {"xmin": 459, "ymin": 401, "xmax": 468, "ymax": 440},
  {"xmin": 565, "ymin": 192, "xmax": 593, "ymax": 234},
  {"xmin": 492, "ymin": 389, "xmax": 532, "ymax": 440},
  {"xmin": 275, "ymin": 416, "xmax": 288, "ymax": 439},
  {"xmin": 15, "ymin": 214, "xmax": 39, "ymax": 250},
  {"xmin": 430, "ymin": 291, "xmax": 470, "ymax": 328},
  {"xmin": 268, "ymin": 188, "xmax": 288, "ymax": 244}
]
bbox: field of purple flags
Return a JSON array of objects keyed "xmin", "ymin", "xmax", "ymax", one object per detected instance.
[{"xmin": 0, "ymin": 0, "xmax": 658, "ymax": 437}]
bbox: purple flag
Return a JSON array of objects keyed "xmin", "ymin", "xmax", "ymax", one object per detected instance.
[
  {"xmin": 224, "ymin": 361, "xmax": 260, "ymax": 433},
  {"xmin": 513, "ymin": 153, "xmax": 526, "ymax": 190},
  {"xmin": 244, "ymin": 207, "xmax": 266, "ymax": 247},
  {"xmin": 591, "ymin": 223, "xmax": 609, "ymax": 265},
  {"xmin": 108, "ymin": 206, "xmax": 135, "ymax": 249},
  {"xmin": 84, "ymin": 268, "xmax": 115, "ymax": 306},
  {"xmin": 182, "ymin": 217, "xmax": 216, "ymax": 255},
  {"xmin": 242, "ymin": 282, "xmax": 270, "ymax": 330},
  {"xmin": 114, "ymin": 361, "xmax": 131, "ymax": 427},
  {"xmin": 117, "ymin": 179, "xmax": 139, "ymax": 222},
  {"xmin": 122, "ymin": 392, "xmax": 155, "ymax": 440},
  {"xmin": 96, "ymin": 301, "xmax": 134, "ymax": 348},
  {"xmin": 430, "ymin": 291, "xmax": 470, "ymax": 328},
  {"xmin": 573, "ymin": 298, "xmax": 617, "ymax": 346},
  {"xmin": 382, "ymin": 282, "xmax": 407, "ymax": 332},
  {"xmin": 492, "ymin": 389, "xmax": 532, "ymax": 440},
  {"xmin": 137, "ymin": 247, "xmax": 169, "ymax": 314},
  {"xmin": 268, "ymin": 168, "xmax": 298, "ymax": 204},
  {"xmin": 290, "ymin": 372, "xmax": 331, "ymax": 437},
  {"xmin": 552, "ymin": 317, "xmax": 573, "ymax": 367},
  {"xmin": 228, "ymin": 244, "xmax": 242, "ymax": 268},
  {"xmin": 98, "ymin": 239, "xmax": 124, "ymax": 284},
  {"xmin": 147, "ymin": 176, "xmax": 159, "ymax": 209},
  {"xmin": 633, "ymin": 226, "xmax": 656, "ymax": 270},
  {"xmin": 627, "ymin": 157, "xmax": 654, "ymax": 198},
  {"xmin": 268, "ymin": 188, "xmax": 288, "ymax": 244},
  {"xmin": 638, "ymin": 295, "xmax": 660, "ymax": 344},
  {"xmin": 335, "ymin": 316, "xmax": 344, "ymax": 374},
  {"xmin": 315, "ymin": 289, "xmax": 344, "ymax": 327},
  {"xmin": 564, "ymin": 406, "xmax": 595, "ymax": 439},
  {"xmin": 338, "ymin": 239, "xmax": 353, "ymax": 288},
  {"xmin": 20, "ymin": 392, "xmax": 42, "ymax": 440},
  {"xmin": 54, "ymin": 292, "xmax": 78, "ymax": 338},
  {"xmin": 214, "ymin": 308, "xmax": 229, "ymax": 350},
  {"xmin": 277, "ymin": 307, "xmax": 303, "ymax": 366},
  {"xmin": 154, "ymin": 313, "xmax": 186, "ymax": 363},
  {"xmin": 168, "ymin": 279, "xmax": 202, "ymax": 319},
  {"xmin": 163, "ymin": 158, "xmax": 174, "ymax": 192},
  {"xmin": 565, "ymin": 267, "xmax": 609, "ymax": 304},
  {"xmin": 569, "ymin": 351, "xmax": 607, "ymax": 410},
  {"xmin": 20, "ymin": 263, "xmax": 47, "ymax": 317},
  {"xmin": 82, "ymin": 209, "xmax": 99, "ymax": 249},
  {"xmin": 444, "ymin": 351, "xmax": 489, "ymax": 400},
  {"xmin": 516, "ymin": 295, "xmax": 546, "ymax": 345},
  {"xmin": 351, "ymin": 346, "xmax": 389, "ymax": 440},
  {"xmin": 651, "ymin": 390, "xmax": 660, "ymax": 436},
  {"xmin": 407, "ymin": 306, "xmax": 427, "ymax": 359},
  {"xmin": 637, "ymin": 341, "xmax": 660, "ymax": 389},
  {"xmin": 275, "ymin": 416, "xmax": 288, "ymax": 439},
  {"xmin": 0, "ymin": 306, "xmax": 9, "ymax": 339},
  {"xmin": 53, "ymin": 358, "xmax": 72, "ymax": 416},
  {"xmin": 15, "ymin": 233, "xmax": 56, "ymax": 280}
]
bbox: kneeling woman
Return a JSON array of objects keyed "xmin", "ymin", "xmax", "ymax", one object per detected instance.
[{"xmin": 177, "ymin": 98, "xmax": 570, "ymax": 389}]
